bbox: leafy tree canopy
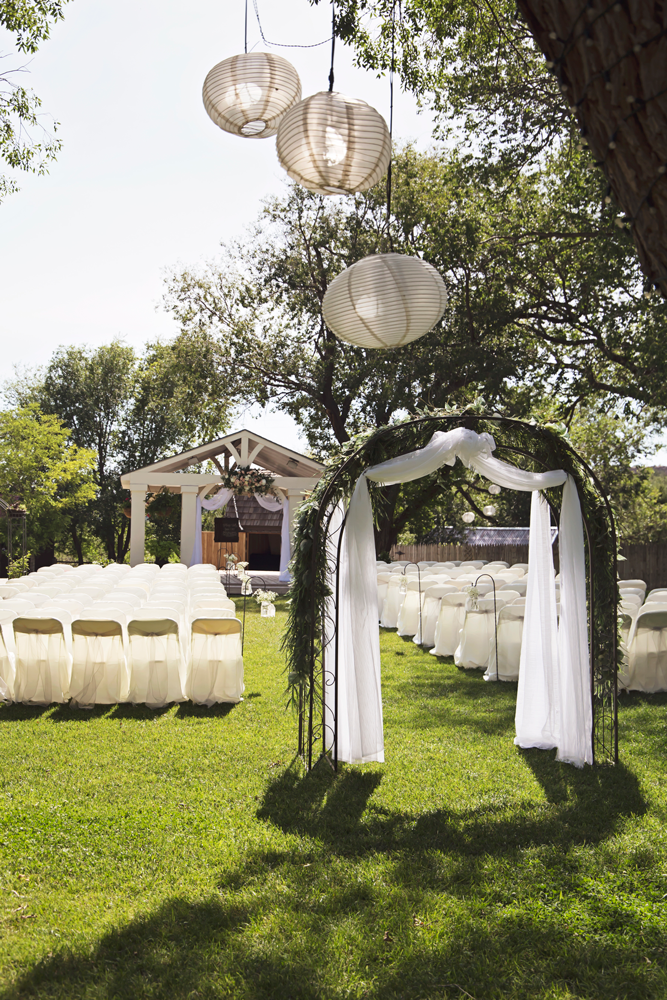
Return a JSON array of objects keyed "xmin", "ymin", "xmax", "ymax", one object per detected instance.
[
  {"xmin": 5, "ymin": 334, "xmax": 231, "ymax": 562},
  {"xmin": 315, "ymin": 0, "xmax": 572, "ymax": 172},
  {"xmin": 0, "ymin": 404, "xmax": 96, "ymax": 567},
  {"xmin": 0, "ymin": 0, "xmax": 69, "ymax": 201}
]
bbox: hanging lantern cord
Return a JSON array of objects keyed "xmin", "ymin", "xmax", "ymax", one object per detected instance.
[
  {"xmin": 385, "ymin": 0, "xmax": 397, "ymax": 246},
  {"xmin": 328, "ymin": 0, "xmax": 336, "ymax": 91},
  {"xmin": 244, "ymin": 0, "xmax": 248, "ymax": 53}
]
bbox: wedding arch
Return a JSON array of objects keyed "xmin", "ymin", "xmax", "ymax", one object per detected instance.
[{"xmin": 284, "ymin": 413, "xmax": 619, "ymax": 771}]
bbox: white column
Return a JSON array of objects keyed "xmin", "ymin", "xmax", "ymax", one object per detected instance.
[
  {"xmin": 129, "ymin": 487, "xmax": 147, "ymax": 567},
  {"xmin": 180, "ymin": 486, "xmax": 200, "ymax": 565},
  {"xmin": 287, "ymin": 490, "xmax": 303, "ymax": 552}
]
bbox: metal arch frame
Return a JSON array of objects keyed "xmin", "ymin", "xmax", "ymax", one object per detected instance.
[{"xmin": 298, "ymin": 414, "xmax": 619, "ymax": 771}]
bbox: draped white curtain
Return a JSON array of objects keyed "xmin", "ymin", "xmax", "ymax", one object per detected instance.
[
  {"xmin": 336, "ymin": 427, "xmax": 592, "ymax": 768},
  {"xmin": 192, "ymin": 490, "xmax": 291, "ymax": 582}
]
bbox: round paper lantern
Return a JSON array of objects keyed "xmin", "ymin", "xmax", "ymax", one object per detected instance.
[
  {"xmin": 462, "ymin": 512, "xmax": 475, "ymax": 524},
  {"xmin": 488, "ymin": 484, "xmax": 501, "ymax": 495},
  {"xmin": 482, "ymin": 505, "xmax": 497, "ymax": 517},
  {"xmin": 276, "ymin": 91, "xmax": 391, "ymax": 195},
  {"xmin": 322, "ymin": 253, "xmax": 447, "ymax": 349},
  {"xmin": 203, "ymin": 53, "xmax": 302, "ymax": 138}
]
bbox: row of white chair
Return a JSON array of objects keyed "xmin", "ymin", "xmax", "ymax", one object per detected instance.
[{"xmin": 0, "ymin": 563, "xmax": 244, "ymax": 708}]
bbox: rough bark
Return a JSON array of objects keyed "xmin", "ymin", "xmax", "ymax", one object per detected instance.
[{"xmin": 517, "ymin": 0, "xmax": 667, "ymax": 295}]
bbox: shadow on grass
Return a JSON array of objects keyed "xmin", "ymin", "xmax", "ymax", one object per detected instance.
[
  {"xmin": 1, "ymin": 880, "xmax": 662, "ymax": 1000},
  {"xmin": 0, "ymin": 703, "xmax": 53, "ymax": 722},
  {"xmin": 174, "ymin": 701, "xmax": 238, "ymax": 719},
  {"xmin": 257, "ymin": 753, "xmax": 645, "ymax": 858}
]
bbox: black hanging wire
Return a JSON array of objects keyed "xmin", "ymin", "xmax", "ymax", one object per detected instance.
[
  {"xmin": 252, "ymin": 0, "xmax": 332, "ymax": 48},
  {"xmin": 329, "ymin": 0, "xmax": 336, "ymax": 91},
  {"xmin": 385, "ymin": 0, "xmax": 397, "ymax": 243},
  {"xmin": 244, "ymin": 0, "xmax": 248, "ymax": 53}
]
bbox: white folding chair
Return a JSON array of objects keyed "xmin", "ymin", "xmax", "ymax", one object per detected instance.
[
  {"xmin": 455, "ymin": 598, "xmax": 497, "ymax": 670},
  {"xmin": 430, "ymin": 592, "xmax": 468, "ymax": 657},
  {"xmin": 646, "ymin": 590, "xmax": 667, "ymax": 603},
  {"xmin": 628, "ymin": 608, "xmax": 667, "ymax": 692},
  {"xmin": 489, "ymin": 603, "xmax": 526, "ymax": 681},
  {"xmin": 0, "ymin": 586, "xmax": 25, "ymax": 600},
  {"xmin": 3, "ymin": 598, "xmax": 37, "ymax": 614},
  {"xmin": 186, "ymin": 616, "xmax": 244, "ymax": 706},
  {"xmin": 397, "ymin": 579, "xmax": 423, "ymax": 637},
  {"xmin": 380, "ymin": 575, "xmax": 403, "ymax": 629},
  {"xmin": 127, "ymin": 612, "xmax": 186, "ymax": 707},
  {"xmin": 13, "ymin": 610, "xmax": 73, "ymax": 704},
  {"xmin": 416, "ymin": 584, "xmax": 457, "ymax": 647},
  {"xmin": 70, "ymin": 613, "xmax": 129, "ymax": 707},
  {"xmin": 501, "ymin": 579, "xmax": 527, "ymax": 596},
  {"xmin": 0, "ymin": 608, "xmax": 18, "ymax": 701}
]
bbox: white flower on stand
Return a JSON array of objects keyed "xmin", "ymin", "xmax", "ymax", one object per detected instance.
[
  {"xmin": 239, "ymin": 571, "xmax": 253, "ymax": 596},
  {"xmin": 466, "ymin": 585, "xmax": 480, "ymax": 609},
  {"xmin": 255, "ymin": 588, "xmax": 278, "ymax": 617}
]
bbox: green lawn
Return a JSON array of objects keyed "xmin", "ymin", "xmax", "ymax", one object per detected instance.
[{"xmin": 0, "ymin": 599, "xmax": 666, "ymax": 999}]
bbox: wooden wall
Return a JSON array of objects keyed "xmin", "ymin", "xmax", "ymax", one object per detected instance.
[{"xmin": 202, "ymin": 531, "xmax": 247, "ymax": 569}]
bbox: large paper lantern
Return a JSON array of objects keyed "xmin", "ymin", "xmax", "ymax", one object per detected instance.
[
  {"xmin": 203, "ymin": 52, "xmax": 302, "ymax": 138},
  {"xmin": 276, "ymin": 91, "xmax": 391, "ymax": 195},
  {"xmin": 322, "ymin": 253, "xmax": 447, "ymax": 349}
]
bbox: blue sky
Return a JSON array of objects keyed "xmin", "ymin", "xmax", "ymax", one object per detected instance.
[{"xmin": 0, "ymin": 0, "xmax": 435, "ymax": 453}]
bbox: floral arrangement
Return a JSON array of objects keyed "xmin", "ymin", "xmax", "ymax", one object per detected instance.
[
  {"xmin": 466, "ymin": 585, "xmax": 480, "ymax": 609},
  {"xmin": 220, "ymin": 466, "xmax": 275, "ymax": 497},
  {"xmin": 225, "ymin": 553, "xmax": 238, "ymax": 570},
  {"xmin": 255, "ymin": 588, "xmax": 278, "ymax": 618},
  {"xmin": 254, "ymin": 589, "xmax": 278, "ymax": 605}
]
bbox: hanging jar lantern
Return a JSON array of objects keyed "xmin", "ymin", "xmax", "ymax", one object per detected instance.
[
  {"xmin": 276, "ymin": 91, "xmax": 391, "ymax": 195},
  {"xmin": 482, "ymin": 505, "xmax": 497, "ymax": 517},
  {"xmin": 203, "ymin": 53, "xmax": 302, "ymax": 138},
  {"xmin": 322, "ymin": 253, "xmax": 447, "ymax": 349},
  {"xmin": 462, "ymin": 512, "xmax": 475, "ymax": 524},
  {"xmin": 488, "ymin": 484, "xmax": 501, "ymax": 495}
]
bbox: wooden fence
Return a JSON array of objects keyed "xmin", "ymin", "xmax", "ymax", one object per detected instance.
[{"xmin": 389, "ymin": 542, "xmax": 667, "ymax": 591}]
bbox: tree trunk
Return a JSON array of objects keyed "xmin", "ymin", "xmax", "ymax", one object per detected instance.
[
  {"xmin": 71, "ymin": 522, "xmax": 84, "ymax": 565},
  {"xmin": 517, "ymin": 0, "xmax": 667, "ymax": 296}
]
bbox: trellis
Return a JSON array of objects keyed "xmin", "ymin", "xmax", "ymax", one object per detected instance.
[{"xmin": 283, "ymin": 412, "xmax": 619, "ymax": 770}]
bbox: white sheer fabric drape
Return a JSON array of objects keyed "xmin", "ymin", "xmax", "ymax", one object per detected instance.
[
  {"xmin": 195, "ymin": 489, "xmax": 291, "ymax": 581},
  {"xmin": 336, "ymin": 427, "xmax": 592, "ymax": 768}
]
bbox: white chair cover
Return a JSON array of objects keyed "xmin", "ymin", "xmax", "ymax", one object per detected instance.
[
  {"xmin": 186, "ymin": 617, "xmax": 244, "ymax": 706},
  {"xmin": 13, "ymin": 612, "xmax": 72, "ymax": 704},
  {"xmin": 0, "ymin": 608, "xmax": 18, "ymax": 701},
  {"xmin": 396, "ymin": 579, "xmax": 423, "ymax": 637},
  {"xmin": 429, "ymin": 592, "xmax": 468, "ymax": 657},
  {"xmin": 415, "ymin": 584, "xmax": 458, "ymax": 647},
  {"xmin": 127, "ymin": 615, "xmax": 185, "ymax": 707},
  {"xmin": 70, "ymin": 615, "xmax": 129, "ymax": 707},
  {"xmin": 455, "ymin": 598, "xmax": 496, "ymax": 670},
  {"xmin": 627, "ymin": 608, "xmax": 667, "ymax": 692},
  {"xmin": 380, "ymin": 576, "xmax": 403, "ymax": 629},
  {"xmin": 489, "ymin": 603, "xmax": 526, "ymax": 681}
]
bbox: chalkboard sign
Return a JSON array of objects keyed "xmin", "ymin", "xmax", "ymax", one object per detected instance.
[{"xmin": 215, "ymin": 517, "xmax": 240, "ymax": 543}]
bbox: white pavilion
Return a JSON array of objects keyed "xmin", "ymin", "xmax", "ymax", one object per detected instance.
[{"xmin": 120, "ymin": 429, "xmax": 324, "ymax": 567}]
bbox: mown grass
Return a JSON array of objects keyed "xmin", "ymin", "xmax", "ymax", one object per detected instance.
[{"xmin": 0, "ymin": 599, "xmax": 666, "ymax": 999}]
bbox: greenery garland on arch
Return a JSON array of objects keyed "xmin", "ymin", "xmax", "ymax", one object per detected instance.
[{"xmin": 282, "ymin": 407, "xmax": 619, "ymax": 766}]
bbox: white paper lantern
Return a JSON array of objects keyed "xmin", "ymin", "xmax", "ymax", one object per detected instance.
[
  {"xmin": 462, "ymin": 511, "xmax": 475, "ymax": 524},
  {"xmin": 483, "ymin": 505, "xmax": 497, "ymax": 516},
  {"xmin": 488, "ymin": 484, "xmax": 501, "ymax": 495},
  {"xmin": 203, "ymin": 52, "xmax": 302, "ymax": 138},
  {"xmin": 276, "ymin": 91, "xmax": 391, "ymax": 195},
  {"xmin": 322, "ymin": 253, "xmax": 447, "ymax": 349}
]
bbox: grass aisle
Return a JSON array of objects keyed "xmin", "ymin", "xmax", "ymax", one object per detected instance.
[{"xmin": 0, "ymin": 600, "xmax": 666, "ymax": 999}]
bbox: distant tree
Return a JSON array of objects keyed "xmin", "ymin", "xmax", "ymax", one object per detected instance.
[
  {"xmin": 5, "ymin": 334, "xmax": 231, "ymax": 562},
  {"xmin": 0, "ymin": 405, "xmax": 96, "ymax": 571},
  {"xmin": 566, "ymin": 407, "xmax": 667, "ymax": 546},
  {"xmin": 0, "ymin": 0, "xmax": 69, "ymax": 202}
]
